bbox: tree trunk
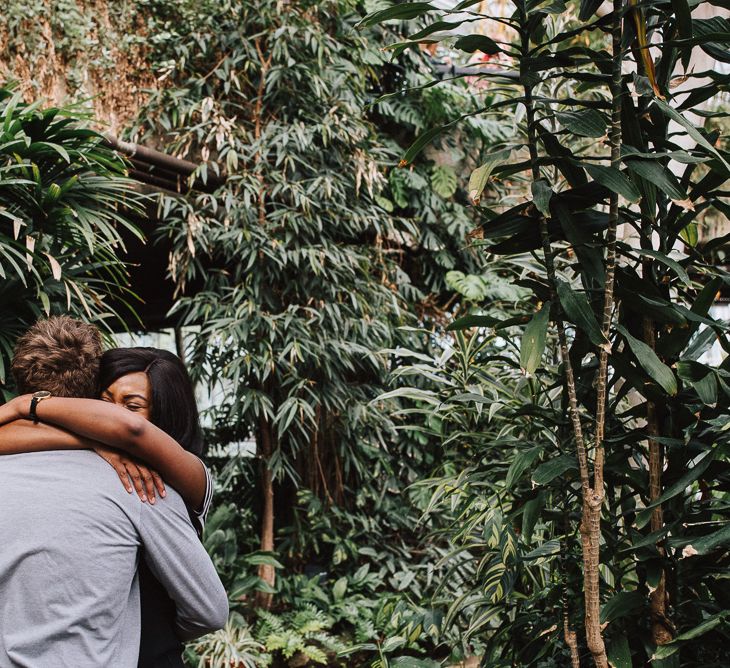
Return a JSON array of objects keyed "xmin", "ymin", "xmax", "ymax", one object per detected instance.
[
  {"xmin": 255, "ymin": 416, "xmax": 276, "ymax": 609},
  {"xmin": 642, "ymin": 315, "xmax": 673, "ymax": 645}
]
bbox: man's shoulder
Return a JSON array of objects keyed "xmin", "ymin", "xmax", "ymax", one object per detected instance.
[
  {"xmin": 0, "ymin": 450, "xmax": 133, "ymax": 499},
  {"xmin": 0, "ymin": 449, "xmax": 106, "ymax": 469},
  {"xmin": 139, "ymin": 485, "xmax": 191, "ymax": 526}
]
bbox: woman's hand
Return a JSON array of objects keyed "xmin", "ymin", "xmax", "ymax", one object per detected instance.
[
  {"xmin": 93, "ymin": 445, "xmax": 166, "ymax": 504},
  {"xmin": 0, "ymin": 395, "xmax": 31, "ymax": 426}
]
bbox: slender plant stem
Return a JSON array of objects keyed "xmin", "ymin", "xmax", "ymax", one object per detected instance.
[
  {"xmin": 642, "ymin": 313, "xmax": 673, "ymax": 645},
  {"xmin": 593, "ymin": 0, "xmax": 623, "ymax": 491}
]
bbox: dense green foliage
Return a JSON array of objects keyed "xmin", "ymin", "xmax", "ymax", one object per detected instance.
[
  {"xmin": 0, "ymin": 87, "xmax": 140, "ymax": 397},
  {"xmin": 3, "ymin": 0, "xmax": 730, "ymax": 666},
  {"xmin": 127, "ymin": 0, "xmax": 497, "ymax": 664},
  {"xmin": 365, "ymin": 1, "xmax": 730, "ymax": 665}
]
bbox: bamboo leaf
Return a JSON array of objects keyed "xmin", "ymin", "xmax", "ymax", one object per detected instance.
[
  {"xmin": 447, "ymin": 314, "xmax": 505, "ymax": 330},
  {"xmin": 531, "ymin": 179, "xmax": 553, "ymax": 216},
  {"xmin": 600, "ymin": 591, "xmax": 644, "ymax": 625},
  {"xmin": 653, "ymin": 98, "xmax": 730, "ymax": 172},
  {"xmin": 629, "ymin": 0, "xmax": 662, "ymax": 97},
  {"xmin": 680, "ymin": 524, "xmax": 730, "ymax": 556},
  {"xmin": 400, "ymin": 126, "xmax": 445, "ymax": 167},
  {"xmin": 468, "ymin": 149, "xmax": 512, "ymax": 204},
  {"xmin": 583, "ymin": 163, "xmax": 641, "ymax": 202},
  {"xmin": 617, "ymin": 325, "xmax": 677, "ymax": 395},
  {"xmin": 454, "ymin": 34, "xmax": 501, "ymax": 55},
  {"xmin": 652, "ymin": 613, "xmax": 729, "ymax": 660},
  {"xmin": 677, "ymin": 361, "xmax": 718, "ymax": 406},
  {"xmin": 555, "ymin": 109, "xmax": 607, "ymax": 138},
  {"xmin": 531, "ymin": 454, "xmax": 576, "ymax": 485},
  {"xmin": 358, "ymin": 2, "xmax": 435, "ymax": 27},
  {"xmin": 579, "ymin": 0, "xmax": 604, "ymax": 19},
  {"xmin": 624, "ymin": 158, "xmax": 687, "ymax": 201},
  {"xmin": 635, "ymin": 249, "xmax": 691, "ymax": 287},
  {"xmin": 556, "ymin": 280, "xmax": 606, "ymax": 346},
  {"xmin": 641, "ymin": 451, "xmax": 713, "ymax": 515},
  {"xmin": 520, "ymin": 301, "xmax": 550, "ymax": 374}
]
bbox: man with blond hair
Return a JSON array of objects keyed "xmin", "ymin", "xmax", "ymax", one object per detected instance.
[{"xmin": 0, "ymin": 316, "xmax": 228, "ymax": 667}]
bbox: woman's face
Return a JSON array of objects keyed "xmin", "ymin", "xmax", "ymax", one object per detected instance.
[{"xmin": 101, "ymin": 371, "xmax": 151, "ymax": 420}]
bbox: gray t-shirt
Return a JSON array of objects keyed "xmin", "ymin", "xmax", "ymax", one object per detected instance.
[{"xmin": 0, "ymin": 450, "xmax": 228, "ymax": 668}]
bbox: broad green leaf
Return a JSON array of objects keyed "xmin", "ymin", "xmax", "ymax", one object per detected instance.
[
  {"xmin": 454, "ymin": 34, "xmax": 501, "ymax": 55},
  {"xmin": 607, "ymin": 634, "xmax": 632, "ymax": 668},
  {"xmin": 600, "ymin": 591, "xmax": 644, "ymax": 624},
  {"xmin": 446, "ymin": 270, "xmax": 487, "ymax": 301},
  {"xmin": 653, "ymin": 613, "xmax": 728, "ymax": 660},
  {"xmin": 520, "ymin": 492, "xmax": 544, "ymax": 543},
  {"xmin": 583, "ymin": 163, "xmax": 641, "ymax": 202},
  {"xmin": 617, "ymin": 325, "xmax": 677, "ymax": 395},
  {"xmin": 531, "ymin": 179, "xmax": 553, "ymax": 216},
  {"xmin": 506, "ymin": 445, "xmax": 542, "ymax": 489},
  {"xmin": 522, "ymin": 539, "xmax": 560, "ymax": 560},
  {"xmin": 624, "ymin": 158, "xmax": 687, "ymax": 201},
  {"xmin": 556, "ymin": 280, "xmax": 606, "ymax": 346},
  {"xmin": 375, "ymin": 195, "xmax": 394, "ymax": 212},
  {"xmin": 653, "ymin": 98, "xmax": 730, "ymax": 172},
  {"xmin": 391, "ymin": 658, "xmax": 441, "ymax": 668},
  {"xmin": 520, "ymin": 301, "xmax": 550, "ymax": 374},
  {"xmin": 359, "ymin": 2, "xmax": 434, "ymax": 27},
  {"xmin": 677, "ymin": 361, "xmax": 718, "ymax": 405},
  {"xmin": 333, "ymin": 576, "xmax": 347, "ymax": 600},
  {"xmin": 636, "ymin": 249, "xmax": 691, "ymax": 287},
  {"xmin": 531, "ymin": 454, "xmax": 576, "ymax": 485},
  {"xmin": 640, "ymin": 450, "xmax": 713, "ymax": 514},
  {"xmin": 556, "ymin": 109, "xmax": 607, "ymax": 138},
  {"xmin": 468, "ymin": 149, "xmax": 512, "ymax": 204}
]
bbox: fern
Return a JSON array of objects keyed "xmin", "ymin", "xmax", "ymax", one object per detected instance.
[{"xmin": 255, "ymin": 603, "xmax": 345, "ymax": 665}]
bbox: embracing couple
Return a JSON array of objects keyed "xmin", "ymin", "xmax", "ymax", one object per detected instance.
[{"xmin": 0, "ymin": 316, "xmax": 229, "ymax": 667}]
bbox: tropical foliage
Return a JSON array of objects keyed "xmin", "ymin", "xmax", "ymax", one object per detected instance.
[
  {"xmin": 2, "ymin": 0, "xmax": 730, "ymax": 666},
  {"xmin": 0, "ymin": 87, "xmax": 141, "ymax": 396},
  {"xmin": 362, "ymin": 0, "xmax": 730, "ymax": 665}
]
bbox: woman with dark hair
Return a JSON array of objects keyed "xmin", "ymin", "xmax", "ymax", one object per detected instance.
[{"xmin": 0, "ymin": 346, "xmax": 214, "ymax": 668}]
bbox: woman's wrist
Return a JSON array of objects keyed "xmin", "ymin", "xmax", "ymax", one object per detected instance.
[{"xmin": 13, "ymin": 395, "xmax": 32, "ymax": 421}]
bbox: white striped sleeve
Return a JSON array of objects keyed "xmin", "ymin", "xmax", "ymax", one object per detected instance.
[{"xmin": 189, "ymin": 460, "xmax": 214, "ymax": 537}]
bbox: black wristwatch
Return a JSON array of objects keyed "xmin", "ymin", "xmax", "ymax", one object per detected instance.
[{"xmin": 29, "ymin": 391, "xmax": 52, "ymax": 424}]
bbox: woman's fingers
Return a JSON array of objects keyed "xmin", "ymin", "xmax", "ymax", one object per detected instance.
[
  {"xmin": 92, "ymin": 446, "xmax": 163, "ymax": 505},
  {"xmin": 137, "ymin": 464, "xmax": 158, "ymax": 504},
  {"xmin": 127, "ymin": 463, "xmax": 149, "ymax": 503},
  {"xmin": 95, "ymin": 447, "xmax": 134, "ymax": 495},
  {"xmin": 113, "ymin": 460, "xmax": 134, "ymax": 494},
  {"xmin": 150, "ymin": 470, "xmax": 166, "ymax": 498}
]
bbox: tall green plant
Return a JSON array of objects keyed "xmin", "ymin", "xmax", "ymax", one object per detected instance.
[
  {"xmin": 0, "ymin": 87, "xmax": 142, "ymax": 393},
  {"xmin": 128, "ymin": 0, "xmax": 502, "ymax": 616},
  {"xmin": 365, "ymin": 1, "xmax": 730, "ymax": 664}
]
